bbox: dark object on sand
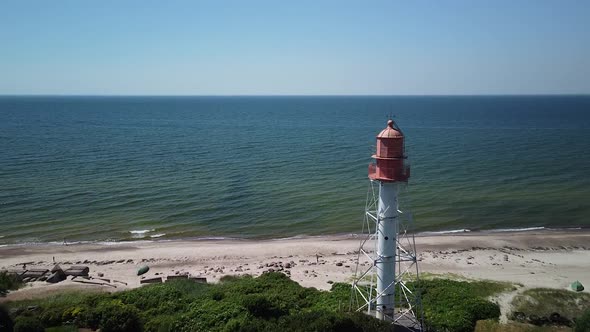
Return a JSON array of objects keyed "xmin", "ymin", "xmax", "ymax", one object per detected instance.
[
  {"xmin": 140, "ymin": 277, "xmax": 162, "ymax": 284},
  {"xmin": 189, "ymin": 277, "xmax": 207, "ymax": 283},
  {"xmin": 137, "ymin": 265, "xmax": 150, "ymax": 276},
  {"xmin": 166, "ymin": 275, "xmax": 188, "ymax": 281},
  {"xmin": 46, "ymin": 269, "xmax": 66, "ymax": 283},
  {"xmin": 72, "ymin": 280, "xmax": 117, "ymax": 288},
  {"xmin": 571, "ymin": 280, "xmax": 584, "ymax": 291},
  {"xmin": 64, "ymin": 266, "xmax": 89, "ymax": 277},
  {"xmin": 22, "ymin": 269, "xmax": 49, "ymax": 280}
]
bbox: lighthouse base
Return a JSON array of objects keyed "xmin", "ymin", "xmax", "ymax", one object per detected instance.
[{"xmin": 351, "ymin": 180, "xmax": 424, "ymax": 331}]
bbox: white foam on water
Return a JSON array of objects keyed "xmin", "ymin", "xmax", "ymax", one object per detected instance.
[
  {"xmin": 420, "ymin": 229, "xmax": 471, "ymax": 235},
  {"xmin": 489, "ymin": 227, "xmax": 545, "ymax": 233},
  {"xmin": 129, "ymin": 229, "xmax": 155, "ymax": 235},
  {"xmin": 150, "ymin": 233, "xmax": 166, "ymax": 238}
]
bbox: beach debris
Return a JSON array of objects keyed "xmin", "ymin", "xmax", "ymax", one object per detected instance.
[
  {"xmin": 137, "ymin": 265, "xmax": 150, "ymax": 276},
  {"xmin": 97, "ymin": 260, "xmax": 115, "ymax": 266},
  {"xmin": 335, "ymin": 262, "xmax": 343, "ymax": 267},
  {"xmin": 189, "ymin": 277, "xmax": 207, "ymax": 284},
  {"xmin": 571, "ymin": 280, "xmax": 584, "ymax": 292},
  {"xmin": 113, "ymin": 279, "xmax": 128, "ymax": 285},
  {"xmin": 166, "ymin": 275, "xmax": 188, "ymax": 281},
  {"xmin": 140, "ymin": 277, "xmax": 162, "ymax": 284},
  {"xmin": 46, "ymin": 269, "xmax": 66, "ymax": 283},
  {"xmin": 72, "ymin": 280, "xmax": 117, "ymax": 288},
  {"xmin": 64, "ymin": 266, "xmax": 90, "ymax": 277},
  {"xmin": 23, "ymin": 268, "xmax": 49, "ymax": 279},
  {"xmin": 97, "ymin": 272, "xmax": 104, "ymax": 277}
]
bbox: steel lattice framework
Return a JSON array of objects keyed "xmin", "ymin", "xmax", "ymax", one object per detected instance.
[{"xmin": 351, "ymin": 179, "xmax": 424, "ymax": 331}]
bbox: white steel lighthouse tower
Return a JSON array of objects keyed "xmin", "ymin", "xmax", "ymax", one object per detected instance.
[{"xmin": 352, "ymin": 119, "xmax": 423, "ymax": 330}]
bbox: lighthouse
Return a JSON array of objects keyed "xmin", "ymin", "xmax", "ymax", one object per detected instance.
[
  {"xmin": 352, "ymin": 119, "xmax": 422, "ymax": 329},
  {"xmin": 369, "ymin": 119, "xmax": 409, "ymax": 319}
]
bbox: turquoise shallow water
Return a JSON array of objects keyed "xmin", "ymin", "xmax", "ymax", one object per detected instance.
[{"xmin": 0, "ymin": 96, "xmax": 589, "ymax": 244}]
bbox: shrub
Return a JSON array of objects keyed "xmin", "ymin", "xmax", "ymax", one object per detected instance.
[
  {"xmin": 312, "ymin": 282, "xmax": 351, "ymax": 312},
  {"xmin": 575, "ymin": 309, "xmax": 590, "ymax": 332},
  {"xmin": 0, "ymin": 305, "xmax": 14, "ymax": 332},
  {"xmin": 13, "ymin": 316, "xmax": 44, "ymax": 332},
  {"xmin": 96, "ymin": 300, "xmax": 141, "ymax": 332},
  {"xmin": 0, "ymin": 271, "xmax": 22, "ymax": 296},
  {"xmin": 7, "ymin": 272, "xmax": 509, "ymax": 332},
  {"xmin": 45, "ymin": 327, "xmax": 79, "ymax": 332},
  {"xmin": 242, "ymin": 294, "xmax": 286, "ymax": 318},
  {"xmin": 278, "ymin": 311, "xmax": 393, "ymax": 332},
  {"xmin": 142, "ymin": 314, "xmax": 181, "ymax": 332},
  {"xmin": 415, "ymin": 279, "xmax": 502, "ymax": 332}
]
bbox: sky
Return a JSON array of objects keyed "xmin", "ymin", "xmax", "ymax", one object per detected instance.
[{"xmin": 0, "ymin": 1, "xmax": 589, "ymax": 95}]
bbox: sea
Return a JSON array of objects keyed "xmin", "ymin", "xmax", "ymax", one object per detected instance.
[{"xmin": 1, "ymin": 96, "xmax": 589, "ymax": 245}]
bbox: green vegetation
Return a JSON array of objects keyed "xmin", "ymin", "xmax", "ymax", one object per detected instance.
[
  {"xmin": 511, "ymin": 288, "xmax": 590, "ymax": 323},
  {"xmin": 44, "ymin": 327, "xmax": 79, "ymax": 332},
  {"xmin": 416, "ymin": 279, "xmax": 503, "ymax": 332},
  {"xmin": 4, "ymin": 272, "xmax": 508, "ymax": 332},
  {"xmin": 1, "ymin": 305, "xmax": 14, "ymax": 331},
  {"xmin": 13, "ymin": 316, "xmax": 44, "ymax": 332},
  {"xmin": 574, "ymin": 309, "xmax": 590, "ymax": 332},
  {"xmin": 0, "ymin": 271, "xmax": 23, "ymax": 296},
  {"xmin": 475, "ymin": 319, "xmax": 572, "ymax": 332}
]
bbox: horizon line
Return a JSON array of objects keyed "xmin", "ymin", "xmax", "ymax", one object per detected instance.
[{"xmin": 1, "ymin": 93, "xmax": 589, "ymax": 97}]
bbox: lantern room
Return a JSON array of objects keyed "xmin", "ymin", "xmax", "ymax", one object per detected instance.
[{"xmin": 368, "ymin": 119, "xmax": 410, "ymax": 182}]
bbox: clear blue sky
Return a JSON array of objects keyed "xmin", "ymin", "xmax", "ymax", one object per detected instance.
[{"xmin": 1, "ymin": 0, "xmax": 588, "ymax": 95}]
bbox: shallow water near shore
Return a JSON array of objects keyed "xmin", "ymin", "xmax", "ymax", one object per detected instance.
[{"xmin": 1, "ymin": 95, "xmax": 589, "ymax": 244}]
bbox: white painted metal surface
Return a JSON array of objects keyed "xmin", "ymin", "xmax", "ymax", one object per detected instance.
[
  {"xmin": 376, "ymin": 181, "xmax": 398, "ymax": 319},
  {"xmin": 351, "ymin": 180, "xmax": 423, "ymax": 330}
]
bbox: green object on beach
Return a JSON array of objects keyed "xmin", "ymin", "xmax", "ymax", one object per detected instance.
[
  {"xmin": 137, "ymin": 266, "xmax": 149, "ymax": 276},
  {"xmin": 571, "ymin": 280, "xmax": 584, "ymax": 292}
]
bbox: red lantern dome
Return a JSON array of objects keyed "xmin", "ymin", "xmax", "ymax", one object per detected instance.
[{"xmin": 368, "ymin": 120, "xmax": 410, "ymax": 182}]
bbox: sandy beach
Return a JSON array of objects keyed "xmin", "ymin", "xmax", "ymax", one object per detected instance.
[{"xmin": 1, "ymin": 230, "xmax": 589, "ymax": 307}]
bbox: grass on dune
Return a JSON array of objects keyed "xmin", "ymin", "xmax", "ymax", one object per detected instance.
[{"xmin": 511, "ymin": 288, "xmax": 590, "ymax": 321}]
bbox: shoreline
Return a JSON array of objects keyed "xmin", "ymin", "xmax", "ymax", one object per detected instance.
[
  {"xmin": 1, "ymin": 230, "xmax": 589, "ymax": 303},
  {"xmin": 1, "ymin": 226, "xmax": 587, "ymax": 248}
]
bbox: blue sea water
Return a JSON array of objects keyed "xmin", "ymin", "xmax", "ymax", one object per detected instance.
[{"xmin": 0, "ymin": 96, "xmax": 589, "ymax": 244}]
